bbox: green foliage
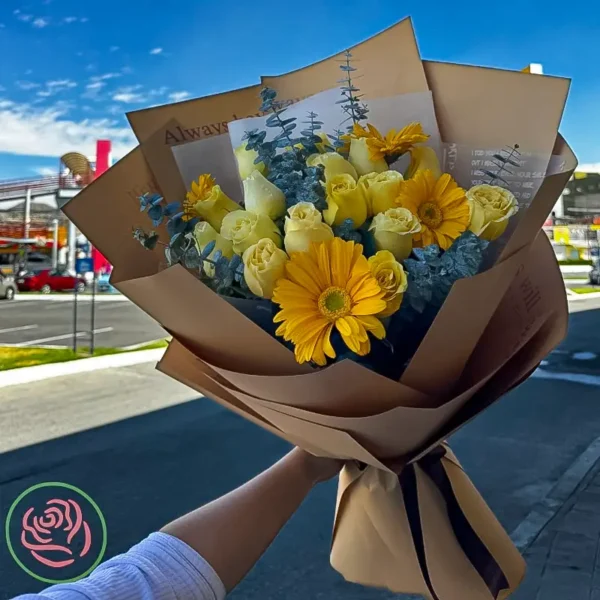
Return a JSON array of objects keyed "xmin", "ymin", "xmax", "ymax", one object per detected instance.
[
  {"xmin": 132, "ymin": 227, "xmax": 160, "ymax": 250},
  {"xmin": 558, "ymin": 259, "xmax": 593, "ymax": 266},
  {"xmin": 401, "ymin": 231, "xmax": 489, "ymax": 314},
  {"xmin": 244, "ymin": 88, "xmax": 328, "ymax": 211},
  {"xmin": 333, "ymin": 219, "xmax": 362, "ymax": 243},
  {"xmin": 337, "ymin": 50, "xmax": 369, "ymax": 132}
]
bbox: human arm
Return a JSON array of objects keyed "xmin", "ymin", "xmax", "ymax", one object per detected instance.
[
  {"xmin": 161, "ymin": 447, "xmax": 341, "ymax": 592},
  {"xmin": 13, "ymin": 448, "xmax": 340, "ymax": 600}
]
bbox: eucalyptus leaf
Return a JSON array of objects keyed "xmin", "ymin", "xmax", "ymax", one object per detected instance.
[{"xmin": 200, "ymin": 240, "xmax": 216, "ymax": 259}]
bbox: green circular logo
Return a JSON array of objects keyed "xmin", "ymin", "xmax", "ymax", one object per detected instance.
[{"xmin": 5, "ymin": 482, "xmax": 107, "ymax": 584}]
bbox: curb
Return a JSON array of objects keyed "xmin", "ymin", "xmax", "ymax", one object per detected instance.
[
  {"xmin": 0, "ymin": 348, "xmax": 166, "ymax": 389},
  {"xmin": 511, "ymin": 435, "xmax": 600, "ymax": 551},
  {"xmin": 13, "ymin": 294, "xmax": 128, "ymax": 302}
]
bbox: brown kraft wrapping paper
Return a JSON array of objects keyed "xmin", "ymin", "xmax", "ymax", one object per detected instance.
[
  {"xmin": 61, "ymin": 21, "xmax": 576, "ymax": 599},
  {"xmin": 155, "ymin": 231, "xmax": 562, "ymax": 599}
]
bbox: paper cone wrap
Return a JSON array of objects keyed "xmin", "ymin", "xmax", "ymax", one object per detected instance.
[{"xmin": 61, "ymin": 18, "xmax": 577, "ymax": 599}]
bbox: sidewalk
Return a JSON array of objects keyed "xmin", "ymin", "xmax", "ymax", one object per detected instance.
[{"xmin": 514, "ymin": 456, "xmax": 600, "ymax": 600}]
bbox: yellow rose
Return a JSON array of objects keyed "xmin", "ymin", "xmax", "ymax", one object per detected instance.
[
  {"xmin": 234, "ymin": 143, "xmax": 266, "ymax": 180},
  {"xmin": 369, "ymin": 207, "xmax": 421, "ymax": 261},
  {"xmin": 220, "ymin": 209, "xmax": 282, "ymax": 255},
  {"xmin": 307, "ymin": 152, "xmax": 357, "ymax": 181},
  {"xmin": 243, "ymin": 170, "xmax": 286, "ymax": 220},
  {"xmin": 348, "ymin": 137, "xmax": 388, "ymax": 177},
  {"xmin": 368, "ymin": 251, "xmax": 408, "ymax": 317},
  {"xmin": 359, "ymin": 170, "xmax": 404, "ymax": 216},
  {"xmin": 404, "ymin": 146, "xmax": 442, "ymax": 180},
  {"xmin": 467, "ymin": 184, "xmax": 519, "ymax": 241},
  {"xmin": 188, "ymin": 179, "xmax": 239, "ymax": 233},
  {"xmin": 193, "ymin": 221, "xmax": 234, "ymax": 277},
  {"xmin": 242, "ymin": 238, "xmax": 288, "ymax": 299},
  {"xmin": 284, "ymin": 202, "xmax": 323, "ymax": 233},
  {"xmin": 284, "ymin": 203, "xmax": 334, "ymax": 254},
  {"xmin": 323, "ymin": 173, "xmax": 368, "ymax": 229}
]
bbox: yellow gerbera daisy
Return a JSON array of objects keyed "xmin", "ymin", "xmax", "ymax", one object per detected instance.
[
  {"xmin": 351, "ymin": 122, "xmax": 429, "ymax": 161},
  {"xmin": 272, "ymin": 238, "xmax": 388, "ymax": 366},
  {"xmin": 182, "ymin": 174, "xmax": 216, "ymax": 221},
  {"xmin": 396, "ymin": 170, "xmax": 470, "ymax": 250}
]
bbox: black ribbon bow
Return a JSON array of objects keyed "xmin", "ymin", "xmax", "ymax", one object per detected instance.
[{"xmin": 399, "ymin": 446, "xmax": 510, "ymax": 600}]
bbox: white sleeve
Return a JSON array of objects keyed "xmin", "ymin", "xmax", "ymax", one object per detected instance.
[{"xmin": 14, "ymin": 532, "xmax": 226, "ymax": 600}]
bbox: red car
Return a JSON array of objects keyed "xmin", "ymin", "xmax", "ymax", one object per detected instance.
[{"xmin": 17, "ymin": 269, "xmax": 86, "ymax": 293}]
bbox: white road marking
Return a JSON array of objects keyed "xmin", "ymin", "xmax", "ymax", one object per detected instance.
[
  {"xmin": 572, "ymin": 352, "xmax": 597, "ymax": 361},
  {"xmin": 15, "ymin": 327, "xmax": 114, "ymax": 346},
  {"xmin": 531, "ymin": 368, "xmax": 600, "ymax": 387},
  {"xmin": 0, "ymin": 324, "xmax": 38, "ymax": 334}
]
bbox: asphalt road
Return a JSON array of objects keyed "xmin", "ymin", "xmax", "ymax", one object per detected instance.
[
  {"xmin": 0, "ymin": 296, "xmax": 165, "ymax": 348},
  {"xmin": 1, "ymin": 299, "xmax": 600, "ymax": 599}
]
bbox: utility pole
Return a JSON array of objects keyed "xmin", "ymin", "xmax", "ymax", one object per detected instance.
[
  {"xmin": 51, "ymin": 218, "xmax": 59, "ymax": 269},
  {"xmin": 68, "ymin": 219, "xmax": 77, "ymax": 272},
  {"xmin": 24, "ymin": 188, "xmax": 31, "ymax": 238},
  {"xmin": 23, "ymin": 187, "xmax": 32, "ymax": 270}
]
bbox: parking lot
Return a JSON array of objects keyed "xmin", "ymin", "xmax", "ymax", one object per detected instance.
[{"xmin": 0, "ymin": 295, "xmax": 166, "ymax": 348}]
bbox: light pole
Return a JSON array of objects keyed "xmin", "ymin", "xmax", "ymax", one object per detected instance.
[{"xmin": 51, "ymin": 218, "xmax": 59, "ymax": 269}]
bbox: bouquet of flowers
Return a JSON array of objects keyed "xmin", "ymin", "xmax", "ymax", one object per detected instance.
[
  {"xmin": 133, "ymin": 65, "xmax": 522, "ymax": 377},
  {"xmin": 64, "ymin": 19, "xmax": 576, "ymax": 600}
]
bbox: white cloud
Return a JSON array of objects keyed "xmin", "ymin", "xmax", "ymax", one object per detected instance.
[
  {"xmin": 113, "ymin": 92, "xmax": 146, "ymax": 103},
  {"xmin": 109, "ymin": 45, "xmax": 120, "ymax": 52},
  {"xmin": 91, "ymin": 72, "xmax": 121, "ymax": 82},
  {"xmin": 82, "ymin": 81, "xmax": 105, "ymax": 100},
  {"xmin": 36, "ymin": 90, "xmax": 52, "ymax": 98},
  {"xmin": 16, "ymin": 81, "xmax": 41, "ymax": 90},
  {"xmin": 149, "ymin": 47, "xmax": 163, "ymax": 55},
  {"xmin": 25, "ymin": 69, "xmax": 33, "ymax": 75},
  {"xmin": 168, "ymin": 91, "xmax": 190, "ymax": 102},
  {"xmin": 35, "ymin": 166, "xmax": 56, "ymax": 176},
  {"xmin": 113, "ymin": 84, "xmax": 146, "ymax": 103},
  {"xmin": 80, "ymin": 17, "xmax": 89, "ymax": 23},
  {"xmin": 149, "ymin": 87, "xmax": 169, "ymax": 97},
  {"xmin": 63, "ymin": 16, "xmax": 78, "ymax": 24},
  {"xmin": 17, "ymin": 14, "xmax": 33, "ymax": 23},
  {"xmin": 33, "ymin": 18, "xmax": 49, "ymax": 28},
  {"xmin": 47, "ymin": 79, "xmax": 77, "ymax": 89},
  {"xmin": 0, "ymin": 100, "xmax": 135, "ymax": 158},
  {"xmin": 577, "ymin": 163, "xmax": 600, "ymax": 174}
]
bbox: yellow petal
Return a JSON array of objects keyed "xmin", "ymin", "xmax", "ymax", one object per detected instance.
[
  {"xmin": 352, "ymin": 297, "xmax": 388, "ymax": 316},
  {"xmin": 323, "ymin": 324, "xmax": 336, "ymax": 359},
  {"xmin": 286, "ymin": 261, "xmax": 324, "ymax": 297},
  {"xmin": 357, "ymin": 315, "xmax": 386, "ymax": 340},
  {"xmin": 335, "ymin": 316, "xmax": 352, "ymax": 337},
  {"xmin": 331, "ymin": 238, "xmax": 352, "ymax": 288}
]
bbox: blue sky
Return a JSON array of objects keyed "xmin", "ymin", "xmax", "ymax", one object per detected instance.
[{"xmin": 0, "ymin": 0, "xmax": 598, "ymax": 180}]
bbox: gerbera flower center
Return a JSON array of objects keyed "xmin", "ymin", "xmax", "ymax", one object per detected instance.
[
  {"xmin": 318, "ymin": 286, "xmax": 351, "ymax": 321},
  {"xmin": 418, "ymin": 202, "xmax": 443, "ymax": 229}
]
